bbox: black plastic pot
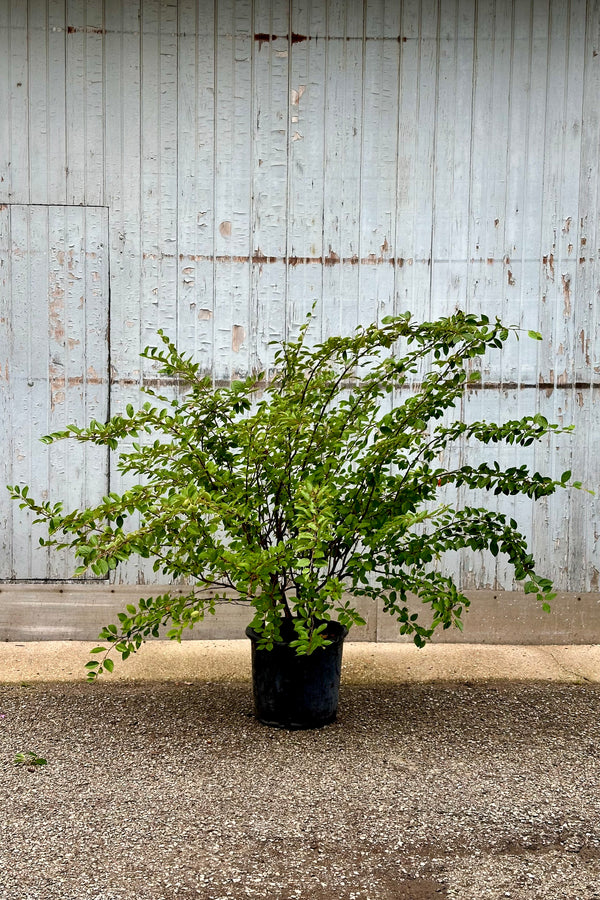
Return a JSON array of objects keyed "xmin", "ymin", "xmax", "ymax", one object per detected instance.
[{"xmin": 245, "ymin": 620, "xmax": 348, "ymax": 729}]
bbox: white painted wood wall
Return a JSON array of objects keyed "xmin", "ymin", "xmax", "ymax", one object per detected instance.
[{"xmin": 1, "ymin": 0, "xmax": 599, "ymax": 595}]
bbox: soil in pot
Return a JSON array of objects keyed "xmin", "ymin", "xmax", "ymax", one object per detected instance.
[{"xmin": 245, "ymin": 619, "xmax": 348, "ymax": 729}]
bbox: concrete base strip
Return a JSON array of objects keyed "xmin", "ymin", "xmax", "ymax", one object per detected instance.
[
  {"xmin": 0, "ymin": 640, "xmax": 599, "ymax": 684},
  {"xmin": 3, "ymin": 585, "xmax": 600, "ymax": 644}
]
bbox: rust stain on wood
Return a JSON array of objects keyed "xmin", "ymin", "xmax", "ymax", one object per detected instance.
[
  {"xmin": 288, "ymin": 255, "xmax": 322, "ymax": 266},
  {"xmin": 49, "ymin": 374, "xmax": 105, "ymax": 388},
  {"xmin": 219, "ymin": 220, "xmax": 232, "ymax": 238},
  {"xmin": 113, "ymin": 375, "xmax": 600, "ymax": 393},
  {"xmin": 507, "ymin": 270, "xmax": 515, "ymax": 286},
  {"xmin": 255, "ymin": 33, "xmax": 411, "ymax": 45},
  {"xmin": 162, "ymin": 252, "xmax": 571, "ymax": 271},
  {"xmin": 252, "ymin": 249, "xmax": 278, "ymax": 265},
  {"xmin": 67, "ymin": 25, "xmax": 106, "ymax": 34},
  {"xmin": 48, "ymin": 371, "xmax": 105, "ymax": 410}
]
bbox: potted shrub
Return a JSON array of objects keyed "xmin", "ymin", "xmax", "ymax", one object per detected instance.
[{"xmin": 9, "ymin": 310, "xmax": 577, "ymax": 727}]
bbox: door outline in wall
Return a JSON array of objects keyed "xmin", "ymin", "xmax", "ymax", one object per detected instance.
[{"xmin": 0, "ymin": 204, "xmax": 110, "ymax": 581}]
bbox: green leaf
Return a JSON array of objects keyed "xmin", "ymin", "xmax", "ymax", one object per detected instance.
[
  {"xmin": 528, "ymin": 330, "xmax": 543, "ymax": 341},
  {"xmin": 13, "ymin": 750, "xmax": 47, "ymax": 767},
  {"xmin": 93, "ymin": 558, "xmax": 109, "ymax": 576},
  {"xmin": 103, "ymin": 659, "xmax": 115, "ymax": 673}
]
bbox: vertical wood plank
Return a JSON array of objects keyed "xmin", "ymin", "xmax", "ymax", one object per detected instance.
[
  {"xmin": 356, "ymin": 0, "xmax": 398, "ymax": 330},
  {"xmin": 28, "ymin": 0, "xmax": 50, "ymax": 204},
  {"xmin": 104, "ymin": 0, "xmax": 142, "ymax": 381},
  {"xmin": 430, "ymin": 0, "xmax": 475, "ymax": 323},
  {"xmin": 396, "ymin": 0, "xmax": 439, "ymax": 336},
  {"xmin": 0, "ymin": 206, "xmax": 14, "ymax": 574},
  {"xmin": 567, "ymin": 0, "xmax": 599, "ymax": 590},
  {"xmin": 321, "ymin": 0, "xmax": 364, "ymax": 341},
  {"xmin": 286, "ymin": 0, "xmax": 326, "ymax": 354},
  {"xmin": 468, "ymin": 0, "xmax": 512, "ymax": 383},
  {"xmin": 499, "ymin": 0, "xmax": 532, "ymax": 385},
  {"xmin": 177, "ymin": 0, "xmax": 216, "ymax": 372},
  {"xmin": 0, "ymin": 6, "xmax": 9, "ymax": 195},
  {"xmin": 8, "ymin": 0, "xmax": 29, "ymax": 202},
  {"xmin": 65, "ymin": 0, "xmax": 86, "ymax": 203},
  {"xmin": 103, "ymin": 0, "xmax": 144, "ymax": 583},
  {"xmin": 83, "ymin": 0, "xmax": 105, "ymax": 205},
  {"xmin": 536, "ymin": 0, "xmax": 578, "ymax": 391},
  {"xmin": 10, "ymin": 205, "xmax": 50, "ymax": 576},
  {"xmin": 251, "ymin": 0, "xmax": 288, "ymax": 371},
  {"xmin": 139, "ymin": 0, "xmax": 179, "ymax": 368},
  {"xmin": 212, "ymin": 0, "xmax": 253, "ymax": 382},
  {"xmin": 47, "ymin": 0, "xmax": 68, "ymax": 202}
]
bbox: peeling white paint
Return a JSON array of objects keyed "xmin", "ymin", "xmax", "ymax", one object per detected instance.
[{"xmin": 0, "ymin": 205, "xmax": 109, "ymax": 579}]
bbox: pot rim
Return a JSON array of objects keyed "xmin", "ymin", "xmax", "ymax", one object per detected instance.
[{"xmin": 245, "ymin": 618, "xmax": 348, "ymax": 647}]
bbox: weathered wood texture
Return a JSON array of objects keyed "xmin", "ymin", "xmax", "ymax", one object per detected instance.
[
  {"xmin": 0, "ymin": 204, "xmax": 109, "ymax": 578},
  {"xmin": 0, "ymin": 0, "xmax": 598, "ymax": 594}
]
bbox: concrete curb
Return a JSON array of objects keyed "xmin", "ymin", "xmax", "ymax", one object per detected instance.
[{"xmin": 1, "ymin": 640, "xmax": 599, "ymax": 684}]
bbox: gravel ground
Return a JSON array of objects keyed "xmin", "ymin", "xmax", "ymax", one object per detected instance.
[{"xmin": 1, "ymin": 679, "xmax": 600, "ymax": 900}]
